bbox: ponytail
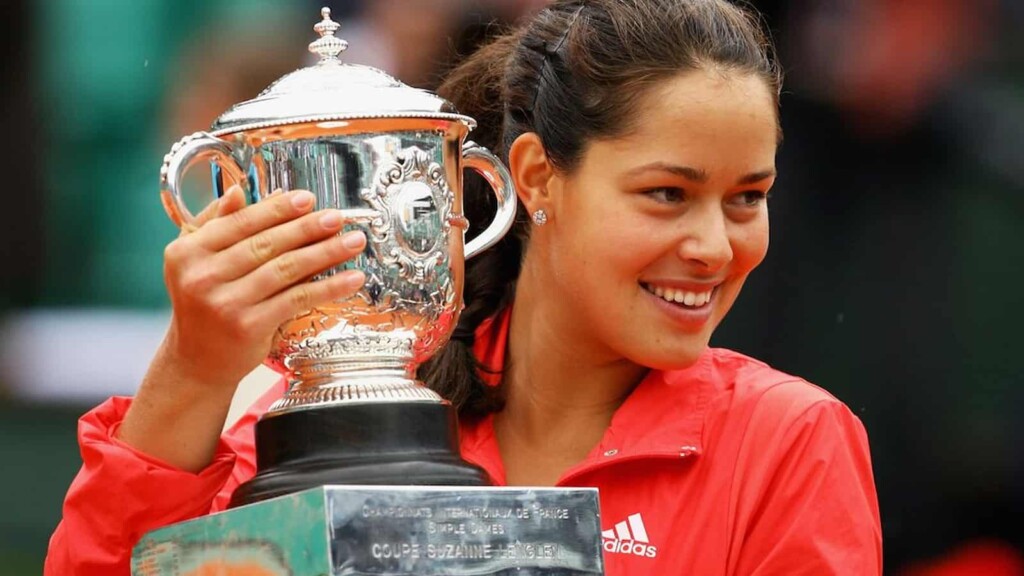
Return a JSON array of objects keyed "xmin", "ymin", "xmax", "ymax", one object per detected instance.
[{"xmin": 420, "ymin": 33, "xmax": 528, "ymax": 418}]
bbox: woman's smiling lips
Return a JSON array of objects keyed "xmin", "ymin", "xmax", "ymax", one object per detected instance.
[{"xmin": 640, "ymin": 280, "xmax": 721, "ymax": 327}]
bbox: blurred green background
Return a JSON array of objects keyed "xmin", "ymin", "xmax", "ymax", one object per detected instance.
[{"xmin": 1, "ymin": 0, "xmax": 1021, "ymax": 574}]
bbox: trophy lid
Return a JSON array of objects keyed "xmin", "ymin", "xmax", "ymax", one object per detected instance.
[{"xmin": 209, "ymin": 7, "xmax": 473, "ymax": 135}]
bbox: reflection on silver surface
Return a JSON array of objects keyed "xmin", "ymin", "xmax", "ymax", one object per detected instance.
[{"xmin": 259, "ymin": 132, "xmax": 466, "ymax": 412}]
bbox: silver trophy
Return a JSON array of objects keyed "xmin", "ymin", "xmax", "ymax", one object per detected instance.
[
  {"xmin": 145, "ymin": 10, "xmax": 605, "ymax": 575},
  {"xmin": 160, "ymin": 8, "xmax": 516, "ymax": 505}
]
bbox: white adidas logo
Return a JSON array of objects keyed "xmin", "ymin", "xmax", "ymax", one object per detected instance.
[{"xmin": 602, "ymin": 513, "xmax": 658, "ymax": 558}]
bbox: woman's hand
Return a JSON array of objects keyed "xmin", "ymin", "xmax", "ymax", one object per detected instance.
[
  {"xmin": 117, "ymin": 186, "xmax": 366, "ymax": 472},
  {"xmin": 162, "ymin": 186, "xmax": 366, "ymax": 389}
]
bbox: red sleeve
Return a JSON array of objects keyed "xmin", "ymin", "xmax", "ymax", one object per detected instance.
[
  {"xmin": 44, "ymin": 379, "xmax": 285, "ymax": 576},
  {"xmin": 210, "ymin": 378, "xmax": 286, "ymax": 511},
  {"xmin": 728, "ymin": 389, "xmax": 883, "ymax": 576}
]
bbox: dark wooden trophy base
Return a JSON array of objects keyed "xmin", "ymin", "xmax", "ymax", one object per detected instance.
[{"xmin": 229, "ymin": 401, "xmax": 488, "ymax": 508}]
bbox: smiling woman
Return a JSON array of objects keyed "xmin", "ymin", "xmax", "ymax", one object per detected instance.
[
  {"xmin": 46, "ymin": 1, "xmax": 881, "ymax": 575},
  {"xmin": 523, "ymin": 70, "xmax": 777, "ymax": 371},
  {"xmin": 424, "ymin": 0, "xmax": 882, "ymax": 573}
]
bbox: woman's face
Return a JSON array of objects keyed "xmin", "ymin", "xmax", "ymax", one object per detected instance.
[{"xmin": 540, "ymin": 69, "xmax": 778, "ymax": 369}]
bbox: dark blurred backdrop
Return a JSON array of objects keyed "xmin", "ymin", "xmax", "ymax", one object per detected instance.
[{"xmin": 0, "ymin": 0, "xmax": 1020, "ymax": 574}]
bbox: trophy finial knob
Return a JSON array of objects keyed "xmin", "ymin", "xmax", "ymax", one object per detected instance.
[{"xmin": 309, "ymin": 6, "xmax": 348, "ymax": 62}]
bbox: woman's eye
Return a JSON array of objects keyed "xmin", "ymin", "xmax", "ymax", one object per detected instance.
[
  {"xmin": 730, "ymin": 190, "xmax": 769, "ymax": 207},
  {"xmin": 644, "ymin": 187, "xmax": 686, "ymax": 204}
]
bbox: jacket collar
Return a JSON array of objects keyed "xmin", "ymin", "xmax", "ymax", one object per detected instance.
[{"xmin": 463, "ymin": 307, "xmax": 711, "ymax": 485}]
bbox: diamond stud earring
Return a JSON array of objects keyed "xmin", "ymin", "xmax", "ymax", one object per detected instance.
[{"xmin": 532, "ymin": 209, "xmax": 548, "ymax": 226}]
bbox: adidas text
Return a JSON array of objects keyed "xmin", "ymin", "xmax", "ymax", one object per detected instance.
[{"xmin": 603, "ymin": 539, "xmax": 658, "ymax": 558}]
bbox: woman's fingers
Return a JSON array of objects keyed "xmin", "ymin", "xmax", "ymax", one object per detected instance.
[
  {"xmin": 228, "ymin": 228, "xmax": 366, "ymax": 304},
  {"xmin": 214, "ymin": 185, "xmax": 248, "ymax": 218},
  {"xmin": 177, "ymin": 185, "xmax": 247, "ymax": 237},
  {"xmin": 212, "ymin": 207, "xmax": 351, "ymax": 282},
  {"xmin": 193, "ymin": 189, "xmax": 316, "ymax": 252},
  {"xmin": 163, "ymin": 186, "xmax": 371, "ymax": 342},
  {"xmin": 249, "ymin": 268, "xmax": 367, "ymax": 331}
]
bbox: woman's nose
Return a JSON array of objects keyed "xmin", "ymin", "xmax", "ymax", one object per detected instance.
[{"xmin": 676, "ymin": 209, "xmax": 733, "ymax": 271}]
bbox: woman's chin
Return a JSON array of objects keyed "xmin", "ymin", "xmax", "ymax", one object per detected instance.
[{"xmin": 630, "ymin": 339, "xmax": 710, "ymax": 372}]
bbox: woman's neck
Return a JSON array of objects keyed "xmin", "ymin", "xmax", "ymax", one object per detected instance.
[{"xmin": 493, "ymin": 264, "xmax": 648, "ymax": 485}]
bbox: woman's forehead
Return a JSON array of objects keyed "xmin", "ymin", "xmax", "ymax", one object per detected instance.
[
  {"xmin": 574, "ymin": 72, "xmax": 778, "ymax": 174},
  {"xmin": 633, "ymin": 70, "xmax": 776, "ymax": 130}
]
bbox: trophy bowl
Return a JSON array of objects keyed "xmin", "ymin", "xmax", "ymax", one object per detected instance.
[{"xmin": 159, "ymin": 8, "xmax": 517, "ymax": 507}]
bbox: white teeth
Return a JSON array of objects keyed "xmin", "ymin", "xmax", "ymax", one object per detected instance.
[{"xmin": 645, "ymin": 284, "xmax": 713, "ymax": 307}]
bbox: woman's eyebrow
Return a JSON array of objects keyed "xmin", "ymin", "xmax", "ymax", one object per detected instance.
[
  {"xmin": 625, "ymin": 162, "xmax": 709, "ymax": 183},
  {"xmin": 736, "ymin": 169, "xmax": 776, "ymax": 185},
  {"xmin": 625, "ymin": 162, "xmax": 776, "ymax": 185}
]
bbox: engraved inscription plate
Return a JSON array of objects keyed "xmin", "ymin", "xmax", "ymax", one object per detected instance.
[{"xmin": 328, "ymin": 487, "xmax": 604, "ymax": 575}]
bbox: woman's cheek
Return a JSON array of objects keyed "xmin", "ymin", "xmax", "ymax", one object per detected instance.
[{"xmin": 734, "ymin": 217, "xmax": 770, "ymax": 272}]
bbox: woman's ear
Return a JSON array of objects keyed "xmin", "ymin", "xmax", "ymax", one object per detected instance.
[{"xmin": 508, "ymin": 132, "xmax": 556, "ymax": 217}]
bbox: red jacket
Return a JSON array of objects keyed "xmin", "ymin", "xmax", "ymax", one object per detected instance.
[{"xmin": 46, "ymin": 309, "xmax": 882, "ymax": 575}]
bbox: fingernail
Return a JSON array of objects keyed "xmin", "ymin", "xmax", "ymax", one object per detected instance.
[
  {"xmin": 291, "ymin": 191, "xmax": 314, "ymax": 209},
  {"xmin": 341, "ymin": 270, "xmax": 365, "ymax": 287},
  {"xmin": 319, "ymin": 210, "xmax": 342, "ymax": 229},
  {"xmin": 341, "ymin": 230, "xmax": 366, "ymax": 250}
]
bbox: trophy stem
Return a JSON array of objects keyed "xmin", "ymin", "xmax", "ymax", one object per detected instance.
[{"xmin": 269, "ymin": 360, "xmax": 445, "ymax": 415}]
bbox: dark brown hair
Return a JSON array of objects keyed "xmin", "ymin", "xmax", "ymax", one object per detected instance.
[{"xmin": 421, "ymin": 0, "xmax": 782, "ymax": 417}]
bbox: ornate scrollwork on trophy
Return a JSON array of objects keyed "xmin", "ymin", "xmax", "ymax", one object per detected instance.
[
  {"xmin": 296, "ymin": 333, "xmax": 414, "ymax": 361},
  {"xmin": 361, "ymin": 147, "xmax": 454, "ymax": 289}
]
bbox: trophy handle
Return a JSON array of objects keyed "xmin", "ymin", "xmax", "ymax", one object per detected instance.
[
  {"xmin": 159, "ymin": 131, "xmax": 250, "ymax": 229},
  {"xmin": 462, "ymin": 141, "xmax": 517, "ymax": 259}
]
